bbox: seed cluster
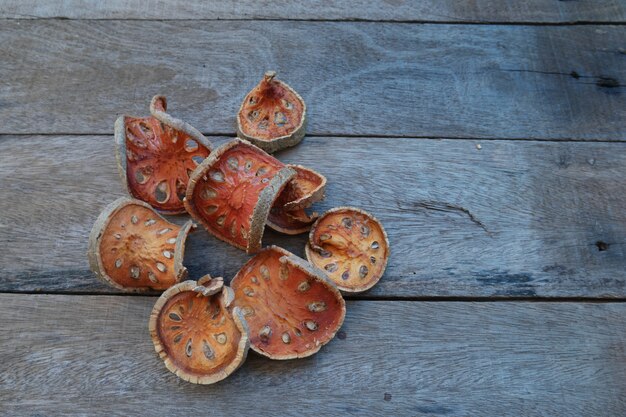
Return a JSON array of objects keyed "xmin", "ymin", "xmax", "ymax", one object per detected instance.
[{"xmin": 89, "ymin": 77, "xmax": 389, "ymax": 385}]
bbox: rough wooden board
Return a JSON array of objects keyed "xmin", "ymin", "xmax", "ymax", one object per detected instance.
[
  {"xmin": 0, "ymin": 21, "xmax": 624, "ymax": 140},
  {"xmin": 1, "ymin": 0, "xmax": 625, "ymax": 22},
  {"xmin": 1, "ymin": 294, "xmax": 625, "ymax": 416},
  {"xmin": 1, "ymin": 135, "xmax": 625, "ymax": 298}
]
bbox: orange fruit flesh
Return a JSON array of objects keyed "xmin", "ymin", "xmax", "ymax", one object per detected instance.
[
  {"xmin": 231, "ymin": 248, "xmax": 343, "ymax": 358},
  {"xmin": 99, "ymin": 204, "xmax": 180, "ymax": 290},
  {"xmin": 156, "ymin": 291, "xmax": 242, "ymax": 377},
  {"xmin": 238, "ymin": 78, "xmax": 304, "ymax": 141},
  {"xmin": 124, "ymin": 115, "xmax": 210, "ymax": 212},
  {"xmin": 308, "ymin": 210, "xmax": 388, "ymax": 290},
  {"xmin": 189, "ymin": 144, "xmax": 284, "ymax": 248}
]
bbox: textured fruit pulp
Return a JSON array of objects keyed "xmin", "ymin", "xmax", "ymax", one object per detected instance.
[
  {"xmin": 231, "ymin": 248, "xmax": 343, "ymax": 357},
  {"xmin": 157, "ymin": 291, "xmax": 242, "ymax": 376},
  {"xmin": 100, "ymin": 204, "xmax": 180, "ymax": 289},
  {"xmin": 309, "ymin": 210, "xmax": 388, "ymax": 290},
  {"xmin": 191, "ymin": 144, "xmax": 284, "ymax": 247},
  {"xmin": 239, "ymin": 78, "xmax": 304, "ymax": 140},
  {"xmin": 124, "ymin": 115, "xmax": 210, "ymax": 212}
]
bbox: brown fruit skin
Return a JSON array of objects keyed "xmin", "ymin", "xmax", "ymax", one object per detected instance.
[
  {"xmin": 114, "ymin": 95, "xmax": 213, "ymax": 214},
  {"xmin": 184, "ymin": 139, "xmax": 296, "ymax": 253},
  {"xmin": 231, "ymin": 246, "xmax": 346, "ymax": 360},
  {"xmin": 305, "ymin": 206, "xmax": 390, "ymax": 294},
  {"xmin": 236, "ymin": 71, "xmax": 307, "ymax": 154},
  {"xmin": 87, "ymin": 197, "xmax": 194, "ymax": 293},
  {"xmin": 149, "ymin": 278, "xmax": 250, "ymax": 385}
]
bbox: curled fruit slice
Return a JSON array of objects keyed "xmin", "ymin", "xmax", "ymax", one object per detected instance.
[
  {"xmin": 266, "ymin": 206, "xmax": 318, "ymax": 235},
  {"xmin": 231, "ymin": 246, "xmax": 345, "ymax": 359},
  {"xmin": 236, "ymin": 71, "xmax": 306, "ymax": 153},
  {"xmin": 87, "ymin": 197, "xmax": 193, "ymax": 292},
  {"xmin": 149, "ymin": 276, "xmax": 249, "ymax": 384},
  {"xmin": 185, "ymin": 139, "xmax": 296, "ymax": 253},
  {"xmin": 115, "ymin": 95, "xmax": 213, "ymax": 214},
  {"xmin": 306, "ymin": 207, "xmax": 389, "ymax": 293}
]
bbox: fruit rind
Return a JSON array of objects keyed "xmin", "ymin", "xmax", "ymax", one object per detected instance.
[
  {"xmin": 87, "ymin": 197, "xmax": 193, "ymax": 292},
  {"xmin": 231, "ymin": 245, "xmax": 346, "ymax": 360},
  {"xmin": 148, "ymin": 279, "xmax": 250, "ymax": 384},
  {"xmin": 305, "ymin": 206, "xmax": 390, "ymax": 294},
  {"xmin": 236, "ymin": 72, "xmax": 307, "ymax": 153},
  {"xmin": 184, "ymin": 139, "xmax": 296, "ymax": 253},
  {"xmin": 114, "ymin": 95, "xmax": 213, "ymax": 214}
]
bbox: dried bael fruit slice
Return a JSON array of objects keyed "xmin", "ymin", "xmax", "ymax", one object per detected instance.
[
  {"xmin": 185, "ymin": 139, "xmax": 296, "ymax": 253},
  {"xmin": 231, "ymin": 246, "xmax": 345, "ymax": 359},
  {"xmin": 149, "ymin": 276, "xmax": 249, "ymax": 384},
  {"xmin": 87, "ymin": 197, "xmax": 194, "ymax": 292},
  {"xmin": 115, "ymin": 95, "xmax": 213, "ymax": 214},
  {"xmin": 266, "ymin": 206, "xmax": 318, "ymax": 235},
  {"xmin": 236, "ymin": 71, "xmax": 306, "ymax": 153},
  {"xmin": 306, "ymin": 207, "xmax": 389, "ymax": 293}
]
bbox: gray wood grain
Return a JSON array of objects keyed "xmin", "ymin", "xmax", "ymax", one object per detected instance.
[
  {"xmin": 1, "ymin": 294, "xmax": 625, "ymax": 416},
  {"xmin": 1, "ymin": 135, "xmax": 625, "ymax": 298},
  {"xmin": 1, "ymin": 0, "xmax": 624, "ymax": 22},
  {"xmin": 0, "ymin": 20, "xmax": 624, "ymax": 140}
]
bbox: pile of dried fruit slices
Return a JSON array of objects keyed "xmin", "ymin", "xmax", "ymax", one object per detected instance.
[{"xmin": 88, "ymin": 72, "xmax": 390, "ymax": 384}]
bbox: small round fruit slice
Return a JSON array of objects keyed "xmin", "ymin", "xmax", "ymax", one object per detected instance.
[
  {"xmin": 231, "ymin": 246, "xmax": 345, "ymax": 360},
  {"xmin": 236, "ymin": 71, "xmax": 306, "ymax": 153},
  {"xmin": 306, "ymin": 207, "xmax": 389, "ymax": 293},
  {"xmin": 115, "ymin": 95, "xmax": 213, "ymax": 214},
  {"xmin": 87, "ymin": 197, "xmax": 194, "ymax": 292},
  {"xmin": 149, "ymin": 276, "xmax": 249, "ymax": 384},
  {"xmin": 185, "ymin": 139, "xmax": 296, "ymax": 253}
]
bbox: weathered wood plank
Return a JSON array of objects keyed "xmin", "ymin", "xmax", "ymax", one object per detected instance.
[
  {"xmin": 1, "ymin": 135, "xmax": 625, "ymax": 298},
  {"xmin": 1, "ymin": 0, "xmax": 624, "ymax": 22},
  {"xmin": 1, "ymin": 294, "xmax": 625, "ymax": 416},
  {"xmin": 0, "ymin": 21, "xmax": 624, "ymax": 140}
]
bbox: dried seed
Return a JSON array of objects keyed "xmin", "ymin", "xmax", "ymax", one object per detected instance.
[
  {"xmin": 370, "ymin": 256, "xmax": 377, "ymax": 264},
  {"xmin": 114, "ymin": 233, "xmax": 122, "ymax": 240},
  {"xmin": 185, "ymin": 339, "xmax": 193, "ymax": 357},
  {"xmin": 185, "ymin": 139, "xmax": 198, "ymax": 152},
  {"xmin": 144, "ymin": 219, "xmax": 156, "ymax": 226},
  {"xmin": 215, "ymin": 333, "xmax": 227, "ymax": 345},
  {"xmin": 166, "ymin": 237, "xmax": 176, "ymax": 244},
  {"xmin": 298, "ymin": 281, "xmax": 311, "ymax": 292},
  {"xmin": 360, "ymin": 225, "xmax": 371, "ymax": 237},
  {"xmin": 130, "ymin": 266, "xmax": 140, "ymax": 279},
  {"xmin": 169, "ymin": 312, "xmax": 182, "ymax": 321},
  {"xmin": 258, "ymin": 120, "xmax": 269, "ymax": 130},
  {"xmin": 371, "ymin": 241, "xmax": 380, "ymax": 250},
  {"xmin": 148, "ymin": 272, "xmax": 158, "ymax": 283},
  {"xmin": 202, "ymin": 340, "xmax": 214, "ymax": 360},
  {"xmin": 279, "ymin": 265, "xmax": 289, "ymax": 281},
  {"xmin": 210, "ymin": 170, "xmax": 224, "ymax": 182},
  {"xmin": 341, "ymin": 217, "xmax": 353, "ymax": 229},
  {"xmin": 163, "ymin": 250, "xmax": 172, "ymax": 259},
  {"xmin": 243, "ymin": 287, "xmax": 255, "ymax": 297},
  {"xmin": 341, "ymin": 270, "xmax": 350, "ymax": 280},
  {"xmin": 155, "ymin": 181, "xmax": 169, "ymax": 203},
  {"xmin": 282, "ymin": 332, "xmax": 291, "ymax": 344},
  {"xmin": 294, "ymin": 328, "xmax": 302, "ymax": 337},
  {"xmin": 241, "ymin": 306, "xmax": 255, "ymax": 317},
  {"xmin": 156, "ymin": 262, "xmax": 167, "ymax": 273},
  {"xmin": 359, "ymin": 265, "xmax": 369, "ymax": 279},
  {"xmin": 115, "ymin": 258, "xmax": 123, "ymax": 268},
  {"xmin": 320, "ymin": 233, "xmax": 331, "ymax": 241},
  {"xmin": 216, "ymin": 215, "xmax": 226, "ymax": 226},
  {"xmin": 308, "ymin": 302, "xmax": 327, "ymax": 313},
  {"xmin": 282, "ymin": 99, "xmax": 293, "ymax": 110},
  {"xmin": 260, "ymin": 265, "xmax": 270, "ymax": 280},
  {"xmin": 204, "ymin": 205, "xmax": 218, "ymax": 215},
  {"xmin": 134, "ymin": 169, "xmax": 148, "ymax": 184},
  {"xmin": 259, "ymin": 325, "xmax": 272, "ymax": 342},
  {"xmin": 201, "ymin": 187, "xmax": 217, "ymax": 200},
  {"xmin": 261, "ymin": 177, "xmax": 269, "ymax": 183},
  {"xmin": 173, "ymin": 334, "xmax": 183, "ymax": 343},
  {"xmin": 131, "ymin": 215, "xmax": 138, "ymax": 224},
  {"xmin": 325, "ymin": 263, "xmax": 338, "ymax": 273},
  {"xmin": 227, "ymin": 156, "xmax": 239, "ymax": 170},
  {"xmin": 251, "ymin": 276, "xmax": 258, "ymax": 284},
  {"xmin": 244, "ymin": 160, "xmax": 253, "ymax": 172},
  {"xmin": 256, "ymin": 166, "xmax": 268, "ymax": 177},
  {"xmin": 158, "ymin": 228, "xmax": 172, "ymax": 235},
  {"xmin": 274, "ymin": 111, "xmax": 287, "ymax": 126},
  {"xmin": 318, "ymin": 249, "xmax": 332, "ymax": 258},
  {"xmin": 170, "ymin": 325, "xmax": 181, "ymax": 331},
  {"xmin": 304, "ymin": 320, "xmax": 318, "ymax": 331}
]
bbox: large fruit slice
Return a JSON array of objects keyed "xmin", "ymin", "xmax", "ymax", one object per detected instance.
[
  {"xmin": 231, "ymin": 246, "xmax": 345, "ymax": 360},
  {"xmin": 306, "ymin": 207, "xmax": 389, "ymax": 293},
  {"xmin": 115, "ymin": 95, "xmax": 213, "ymax": 214},
  {"xmin": 236, "ymin": 71, "xmax": 306, "ymax": 153},
  {"xmin": 266, "ymin": 165, "xmax": 326, "ymax": 235},
  {"xmin": 149, "ymin": 276, "xmax": 249, "ymax": 384},
  {"xmin": 87, "ymin": 197, "xmax": 193, "ymax": 292},
  {"xmin": 185, "ymin": 139, "xmax": 296, "ymax": 253}
]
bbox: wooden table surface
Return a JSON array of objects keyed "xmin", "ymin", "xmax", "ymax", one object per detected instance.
[{"xmin": 1, "ymin": 2, "xmax": 625, "ymax": 416}]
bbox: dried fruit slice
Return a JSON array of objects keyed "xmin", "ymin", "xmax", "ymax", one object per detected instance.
[
  {"xmin": 306, "ymin": 207, "xmax": 389, "ymax": 293},
  {"xmin": 266, "ymin": 206, "xmax": 318, "ymax": 235},
  {"xmin": 236, "ymin": 71, "xmax": 306, "ymax": 153},
  {"xmin": 231, "ymin": 246, "xmax": 345, "ymax": 359},
  {"xmin": 87, "ymin": 197, "xmax": 193, "ymax": 292},
  {"xmin": 149, "ymin": 276, "xmax": 249, "ymax": 384},
  {"xmin": 185, "ymin": 139, "xmax": 296, "ymax": 253},
  {"xmin": 115, "ymin": 95, "xmax": 213, "ymax": 214}
]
